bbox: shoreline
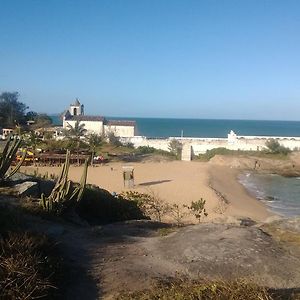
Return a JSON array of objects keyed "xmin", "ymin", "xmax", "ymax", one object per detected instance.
[{"xmin": 208, "ymin": 165, "xmax": 274, "ymax": 222}]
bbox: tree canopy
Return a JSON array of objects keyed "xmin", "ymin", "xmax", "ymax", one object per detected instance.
[
  {"xmin": 0, "ymin": 92, "xmax": 28, "ymax": 128},
  {"xmin": 27, "ymin": 112, "xmax": 53, "ymax": 129}
]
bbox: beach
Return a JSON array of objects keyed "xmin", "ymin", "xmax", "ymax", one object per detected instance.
[{"xmin": 21, "ymin": 161, "xmax": 273, "ymax": 223}]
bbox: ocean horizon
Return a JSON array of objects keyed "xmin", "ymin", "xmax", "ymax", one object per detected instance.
[{"xmin": 51, "ymin": 115, "xmax": 300, "ymax": 138}]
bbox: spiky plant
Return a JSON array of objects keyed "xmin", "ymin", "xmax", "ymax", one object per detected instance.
[
  {"xmin": 0, "ymin": 137, "xmax": 26, "ymax": 185},
  {"xmin": 40, "ymin": 150, "xmax": 88, "ymax": 214}
]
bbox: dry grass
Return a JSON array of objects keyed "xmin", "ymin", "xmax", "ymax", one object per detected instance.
[
  {"xmin": 0, "ymin": 204, "xmax": 64, "ymax": 300},
  {"xmin": 117, "ymin": 278, "xmax": 299, "ymax": 300},
  {"xmin": 0, "ymin": 232, "xmax": 61, "ymax": 299}
]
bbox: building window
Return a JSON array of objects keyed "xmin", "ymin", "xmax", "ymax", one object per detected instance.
[{"xmin": 73, "ymin": 107, "xmax": 77, "ymax": 116}]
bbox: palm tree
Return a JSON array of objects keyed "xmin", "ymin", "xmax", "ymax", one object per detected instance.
[
  {"xmin": 65, "ymin": 121, "xmax": 87, "ymax": 138},
  {"xmin": 64, "ymin": 121, "xmax": 87, "ymax": 164},
  {"xmin": 87, "ymin": 133, "xmax": 103, "ymax": 166}
]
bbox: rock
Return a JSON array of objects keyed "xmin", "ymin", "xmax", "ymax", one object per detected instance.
[
  {"xmin": 142, "ymin": 223, "xmax": 300, "ymax": 288},
  {"xmin": 239, "ymin": 217, "xmax": 257, "ymax": 226},
  {"xmin": 13, "ymin": 181, "xmax": 39, "ymax": 197},
  {"xmin": 9, "ymin": 173, "xmax": 37, "ymax": 184},
  {"xmin": 212, "ymin": 215, "xmax": 241, "ymax": 225}
]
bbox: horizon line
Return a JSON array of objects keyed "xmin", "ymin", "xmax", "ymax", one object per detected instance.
[{"xmin": 47, "ymin": 113, "xmax": 300, "ymax": 123}]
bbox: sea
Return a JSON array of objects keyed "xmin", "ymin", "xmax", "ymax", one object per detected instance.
[
  {"xmin": 51, "ymin": 115, "xmax": 300, "ymax": 217},
  {"xmin": 50, "ymin": 115, "xmax": 300, "ymax": 138},
  {"xmin": 239, "ymin": 172, "xmax": 300, "ymax": 217}
]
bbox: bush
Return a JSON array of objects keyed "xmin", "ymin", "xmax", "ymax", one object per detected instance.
[
  {"xmin": 168, "ymin": 204, "xmax": 188, "ymax": 226},
  {"xmin": 135, "ymin": 146, "xmax": 156, "ymax": 154},
  {"xmin": 168, "ymin": 139, "xmax": 182, "ymax": 159},
  {"xmin": 107, "ymin": 132, "xmax": 122, "ymax": 147},
  {"xmin": 119, "ymin": 190, "xmax": 169, "ymax": 222},
  {"xmin": 184, "ymin": 198, "xmax": 208, "ymax": 223},
  {"xmin": 266, "ymin": 139, "xmax": 291, "ymax": 155},
  {"xmin": 198, "ymin": 147, "xmax": 236, "ymax": 161},
  {"xmin": 76, "ymin": 185, "xmax": 147, "ymax": 224}
]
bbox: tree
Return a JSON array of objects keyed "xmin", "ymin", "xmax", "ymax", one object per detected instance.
[
  {"xmin": 87, "ymin": 133, "xmax": 103, "ymax": 165},
  {"xmin": 0, "ymin": 92, "xmax": 28, "ymax": 128},
  {"xmin": 27, "ymin": 112, "xmax": 53, "ymax": 130},
  {"xmin": 64, "ymin": 121, "xmax": 87, "ymax": 138},
  {"xmin": 64, "ymin": 121, "xmax": 87, "ymax": 164}
]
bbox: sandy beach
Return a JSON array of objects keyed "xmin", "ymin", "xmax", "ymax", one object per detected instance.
[{"xmin": 21, "ymin": 161, "xmax": 273, "ymax": 223}]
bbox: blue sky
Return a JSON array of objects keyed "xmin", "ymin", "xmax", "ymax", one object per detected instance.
[{"xmin": 0, "ymin": 0, "xmax": 299, "ymax": 120}]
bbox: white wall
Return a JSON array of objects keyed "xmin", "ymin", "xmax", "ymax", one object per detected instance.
[
  {"xmin": 63, "ymin": 120, "xmax": 104, "ymax": 135},
  {"xmin": 104, "ymin": 125, "xmax": 135, "ymax": 137},
  {"xmin": 120, "ymin": 135, "xmax": 300, "ymax": 157}
]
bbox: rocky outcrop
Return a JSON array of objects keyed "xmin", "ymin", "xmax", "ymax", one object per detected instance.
[
  {"xmin": 209, "ymin": 154, "xmax": 300, "ymax": 176},
  {"xmin": 1, "ymin": 172, "xmax": 55, "ymax": 198}
]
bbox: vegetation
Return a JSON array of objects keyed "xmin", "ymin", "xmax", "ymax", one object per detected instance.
[
  {"xmin": 168, "ymin": 203, "xmax": 188, "ymax": 226},
  {"xmin": 76, "ymin": 185, "xmax": 147, "ymax": 224},
  {"xmin": 135, "ymin": 146, "xmax": 156, "ymax": 154},
  {"xmin": 118, "ymin": 278, "xmax": 286, "ymax": 300},
  {"xmin": 40, "ymin": 150, "xmax": 88, "ymax": 215},
  {"xmin": 26, "ymin": 112, "xmax": 53, "ymax": 129},
  {"xmin": 87, "ymin": 133, "xmax": 103, "ymax": 165},
  {"xmin": 197, "ymin": 147, "xmax": 291, "ymax": 161},
  {"xmin": 119, "ymin": 190, "xmax": 169, "ymax": 222},
  {"xmin": 0, "ymin": 137, "xmax": 26, "ymax": 185},
  {"xmin": 107, "ymin": 131, "xmax": 122, "ymax": 146},
  {"xmin": 184, "ymin": 198, "xmax": 208, "ymax": 223},
  {"xmin": 135, "ymin": 146, "xmax": 176, "ymax": 158},
  {"xmin": 0, "ymin": 92, "xmax": 28, "ymax": 128},
  {"xmin": 266, "ymin": 139, "xmax": 291, "ymax": 155},
  {"xmin": 0, "ymin": 232, "xmax": 61, "ymax": 299},
  {"xmin": 0, "ymin": 206, "xmax": 63, "ymax": 299},
  {"xmin": 168, "ymin": 139, "xmax": 182, "ymax": 159}
]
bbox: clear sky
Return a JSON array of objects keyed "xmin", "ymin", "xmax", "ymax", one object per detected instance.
[{"xmin": 0, "ymin": 0, "xmax": 299, "ymax": 120}]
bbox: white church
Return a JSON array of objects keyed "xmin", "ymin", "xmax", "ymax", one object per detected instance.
[{"xmin": 62, "ymin": 99, "xmax": 136, "ymax": 137}]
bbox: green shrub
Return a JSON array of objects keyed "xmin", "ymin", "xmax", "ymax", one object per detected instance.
[
  {"xmin": 107, "ymin": 132, "xmax": 122, "ymax": 147},
  {"xmin": 184, "ymin": 198, "xmax": 208, "ymax": 223},
  {"xmin": 266, "ymin": 139, "xmax": 291, "ymax": 155},
  {"xmin": 119, "ymin": 190, "xmax": 169, "ymax": 222},
  {"xmin": 76, "ymin": 185, "xmax": 147, "ymax": 224},
  {"xmin": 198, "ymin": 147, "xmax": 236, "ymax": 161},
  {"xmin": 135, "ymin": 146, "xmax": 156, "ymax": 154},
  {"xmin": 168, "ymin": 139, "xmax": 182, "ymax": 159}
]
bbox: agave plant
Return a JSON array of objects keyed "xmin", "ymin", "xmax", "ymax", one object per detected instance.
[
  {"xmin": 0, "ymin": 137, "xmax": 26, "ymax": 185},
  {"xmin": 40, "ymin": 150, "xmax": 88, "ymax": 214}
]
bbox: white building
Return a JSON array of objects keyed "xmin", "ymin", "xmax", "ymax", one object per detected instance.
[{"xmin": 62, "ymin": 99, "xmax": 136, "ymax": 137}]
